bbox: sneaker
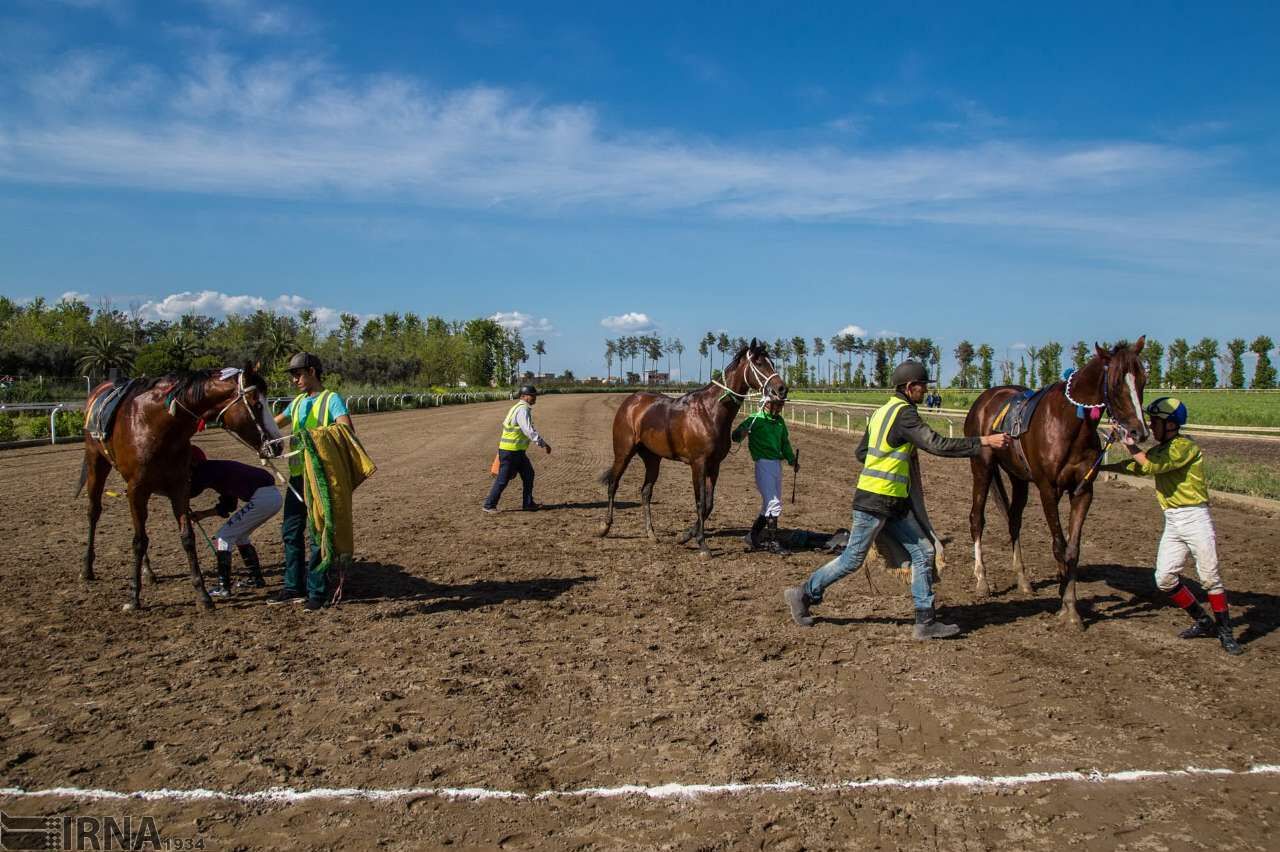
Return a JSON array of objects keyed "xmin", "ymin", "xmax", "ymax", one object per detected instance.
[
  {"xmin": 267, "ymin": 590, "xmax": 306, "ymax": 606},
  {"xmin": 912, "ymin": 608, "xmax": 962, "ymax": 640},
  {"xmin": 481, "ymin": 505, "xmax": 499, "ymax": 514},
  {"xmin": 235, "ymin": 577, "xmax": 267, "ymax": 590},
  {"xmin": 783, "ymin": 587, "xmax": 814, "ymax": 627},
  {"xmin": 208, "ymin": 584, "xmax": 231, "ymax": 599},
  {"xmin": 303, "ymin": 598, "xmax": 327, "ymax": 612},
  {"xmin": 523, "ymin": 502, "xmax": 542, "ymax": 512}
]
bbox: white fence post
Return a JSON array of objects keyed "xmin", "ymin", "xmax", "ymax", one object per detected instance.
[{"xmin": 50, "ymin": 403, "xmax": 64, "ymax": 445}]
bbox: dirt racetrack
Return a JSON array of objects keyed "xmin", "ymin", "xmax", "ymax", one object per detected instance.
[{"xmin": 2, "ymin": 393, "xmax": 1278, "ymax": 850}]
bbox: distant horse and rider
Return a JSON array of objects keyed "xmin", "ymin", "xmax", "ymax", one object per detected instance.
[
  {"xmin": 599, "ymin": 339, "xmax": 787, "ymax": 557},
  {"xmin": 965, "ymin": 338, "xmax": 1150, "ymax": 628},
  {"xmin": 77, "ymin": 366, "xmax": 282, "ymax": 611}
]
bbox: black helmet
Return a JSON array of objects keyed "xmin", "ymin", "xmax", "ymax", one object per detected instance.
[
  {"xmin": 518, "ymin": 384, "xmax": 539, "ymax": 397},
  {"xmin": 287, "ymin": 352, "xmax": 322, "ymax": 373},
  {"xmin": 889, "ymin": 360, "xmax": 931, "ymax": 387}
]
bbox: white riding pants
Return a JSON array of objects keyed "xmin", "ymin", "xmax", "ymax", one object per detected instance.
[
  {"xmin": 1154, "ymin": 505, "xmax": 1222, "ymax": 594},
  {"xmin": 215, "ymin": 485, "xmax": 284, "ymax": 551},
  {"xmin": 755, "ymin": 459, "xmax": 784, "ymax": 518}
]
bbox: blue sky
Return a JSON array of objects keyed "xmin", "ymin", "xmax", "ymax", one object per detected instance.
[{"xmin": 2, "ymin": 1, "xmax": 1278, "ymax": 379}]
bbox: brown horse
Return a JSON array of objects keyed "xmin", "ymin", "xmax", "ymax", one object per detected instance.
[
  {"xmin": 77, "ymin": 367, "xmax": 282, "ymax": 611},
  {"xmin": 598, "ymin": 339, "xmax": 786, "ymax": 557},
  {"xmin": 965, "ymin": 338, "xmax": 1149, "ymax": 628}
]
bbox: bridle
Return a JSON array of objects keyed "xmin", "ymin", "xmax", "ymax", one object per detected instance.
[{"xmin": 712, "ymin": 353, "xmax": 782, "ymax": 404}]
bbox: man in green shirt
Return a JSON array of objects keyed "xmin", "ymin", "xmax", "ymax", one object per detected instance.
[
  {"xmin": 732, "ymin": 398, "xmax": 797, "ymax": 553},
  {"xmin": 1104, "ymin": 397, "xmax": 1242, "ymax": 655}
]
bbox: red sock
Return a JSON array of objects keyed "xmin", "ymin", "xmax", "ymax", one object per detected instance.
[
  {"xmin": 1168, "ymin": 584, "xmax": 1197, "ymax": 610},
  {"xmin": 1208, "ymin": 591, "xmax": 1228, "ymax": 613}
]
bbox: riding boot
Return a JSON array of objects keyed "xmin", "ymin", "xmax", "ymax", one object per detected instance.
[
  {"xmin": 765, "ymin": 518, "xmax": 791, "ymax": 556},
  {"xmin": 744, "ymin": 515, "xmax": 767, "ymax": 550},
  {"xmin": 912, "ymin": 608, "xmax": 961, "ymax": 640},
  {"xmin": 236, "ymin": 543, "xmax": 266, "ymax": 588},
  {"xmin": 1214, "ymin": 610, "xmax": 1244, "ymax": 656},
  {"xmin": 209, "ymin": 550, "xmax": 233, "ymax": 598},
  {"xmin": 1177, "ymin": 599, "xmax": 1214, "ymax": 639}
]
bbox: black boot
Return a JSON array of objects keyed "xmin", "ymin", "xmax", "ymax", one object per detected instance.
[
  {"xmin": 209, "ymin": 550, "xmax": 233, "ymax": 598},
  {"xmin": 1215, "ymin": 610, "xmax": 1243, "ymax": 656},
  {"xmin": 744, "ymin": 515, "xmax": 767, "ymax": 551},
  {"xmin": 1178, "ymin": 601, "xmax": 1215, "ymax": 639},
  {"xmin": 912, "ymin": 608, "xmax": 961, "ymax": 640},
  {"xmin": 236, "ymin": 544, "xmax": 266, "ymax": 588},
  {"xmin": 764, "ymin": 518, "xmax": 791, "ymax": 555}
]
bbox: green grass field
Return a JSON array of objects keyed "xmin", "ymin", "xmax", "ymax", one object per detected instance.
[{"xmin": 792, "ymin": 389, "xmax": 1280, "ymax": 428}]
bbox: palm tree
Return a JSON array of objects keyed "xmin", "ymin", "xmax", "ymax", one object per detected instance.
[
  {"xmin": 717, "ymin": 333, "xmax": 731, "ymax": 375},
  {"xmin": 672, "ymin": 338, "xmax": 685, "ymax": 383},
  {"xmin": 698, "ymin": 336, "xmax": 710, "ymax": 381},
  {"xmin": 605, "ymin": 339, "xmax": 616, "ymax": 382},
  {"xmin": 258, "ymin": 321, "xmax": 297, "ymax": 369},
  {"xmin": 534, "ymin": 339, "xmax": 547, "ymax": 377},
  {"xmin": 77, "ymin": 330, "xmax": 134, "ymax": 380}
]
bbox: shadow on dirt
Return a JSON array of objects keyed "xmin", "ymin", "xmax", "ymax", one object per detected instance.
[
  {"xmin": 540, "ymin": 500, "xmax": 639, "ymax": 510},
  {"xmin": 1094, "ymin": 561, "xmax": 1280, "ymax": 646},
  {"xmin": 338, "ymin": 561, "xmax": 597, "ymax": 617}
]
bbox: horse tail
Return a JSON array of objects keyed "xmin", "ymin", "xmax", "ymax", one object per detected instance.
[
  {"xmin": 75, "ymin": 453, "xmax": 88, "ymax": 498},
  {"xmin": 598, "ymin": 468, "xmax": 615, "ymax": 488},
  {"xmin": 990, "ymin": 464, "xmax": 1012, "ymax": 518}
]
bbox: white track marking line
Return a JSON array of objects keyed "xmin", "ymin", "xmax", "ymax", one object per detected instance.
[{"xmin": 2, "ymin": 765, "xmax": 1277, "ymax": 804}]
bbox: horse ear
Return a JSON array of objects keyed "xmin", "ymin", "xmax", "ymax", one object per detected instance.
[
  {"xmin": 1133, "ymin": 335, "xmax": 1145, "ymax": 355},
  {"xmin": 749, "ymin": 337, "xmax": 759, "ymax": 352},
  {"xmin": 1094, "ymin": 342, "xmax": 1111, "ymax": 362}
]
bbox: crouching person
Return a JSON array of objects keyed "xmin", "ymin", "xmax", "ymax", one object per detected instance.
[
  {"xmin": 1104, "ymin": 397, "xmax": 1242, "ymax": 655},
  {"xmin": 189, "ymin": 446, "xmax": 283, "ymax": 597}
]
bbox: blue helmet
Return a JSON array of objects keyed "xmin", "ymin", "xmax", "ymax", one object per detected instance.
[{"xmin": 1145, "ymin": 397, "xmax": 1187, "ymax": 426}]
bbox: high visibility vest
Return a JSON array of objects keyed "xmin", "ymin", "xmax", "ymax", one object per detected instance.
[
  {"xmin": 498, "ymin": 401, "xmax": 531, "ymax": 452},
  {"xmin": 856, "ymin": 397, "xmax": 912, "ymax": 498},
  {"xmin": 289, "ymin": 390, "xmax": 335, "ymax": 475}
]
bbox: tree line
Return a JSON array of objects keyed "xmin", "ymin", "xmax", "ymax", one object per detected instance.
[
  {"xmin": 948, "ymin": 337, "xmax": 1278, "ymax": 389},
  {"xmin": 0, "ymin": 296, "xmax": 560, "ymax": 393}
]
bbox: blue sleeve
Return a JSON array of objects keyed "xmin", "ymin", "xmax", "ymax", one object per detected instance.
[
  {"xmin": 283, "ymin": 397, "xmax": 296, "ymax": 419},
  {"xmin": 328, "ymin": 393, "xmax": 349, "ymax": 419}
]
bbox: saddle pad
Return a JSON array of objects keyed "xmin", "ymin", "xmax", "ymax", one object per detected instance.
[
  {"xmin": 997, "ymin": 388, "xmax": 1045, "ymax": 439},
  {"xmin": 85, "ymin": 378, "xmax": 141, "ymax": 442}
]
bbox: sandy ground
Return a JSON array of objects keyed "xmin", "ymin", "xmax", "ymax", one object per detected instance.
[{"xmin": 2, "ymin": 393, "xmax": 1278, "ymax": 850}]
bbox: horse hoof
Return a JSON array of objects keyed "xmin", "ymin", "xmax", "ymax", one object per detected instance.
[
  {"xmin": 698, "ymin": 549, "xmax": 712, "ymax": 560},
  {"xmin": 1018, "ymin": 582, "xmax": 1034, "ymax": 596},
  {"xmin": 596, "ymin": 523, "xmax": 611, "ymax": 538},
  {"xmin": 199, "ymin": 597, "xmax": 215, "ymax": 611},
  {"xmin": 81, "ymin": 571, "xmax": 94, "ymax": 582},
  {"xmin": 676, "ymin": 531, "xmax": 694, "ymax": 545},
  {"xmin": 975, "ymin": 580, "xmax": 991, "ymax": 598},
  {"xmin": 121, "ymin": 602, "xmax": 138, "ymax": 612}
]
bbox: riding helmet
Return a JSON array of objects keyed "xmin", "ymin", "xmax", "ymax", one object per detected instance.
[
  {"xmin": 889, "ymin": 360, "xmax": 931, "ymax": 387},
  {"xmin": 1145, "ymin": 397, "xmax": 1188, "ymax": 426},
  {"xmin": 518, "ymin": 384, "xmax": 539, "ymax": 397},
  {"xmin": 287, "ymin": 352, "xmax": 322, "ymax": 373}
]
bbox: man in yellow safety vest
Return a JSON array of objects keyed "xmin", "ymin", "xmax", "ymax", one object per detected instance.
[
  {"xmin": 783, "ymin": 360, "xmax": 1010, "ymax": 639},
  {"xmin": 270, "ymin": 352, "xmax": 354, "ymax": 610},
  {"xmin": 483, "ymin": 385, "xmax": 552, "ymax": 513}
]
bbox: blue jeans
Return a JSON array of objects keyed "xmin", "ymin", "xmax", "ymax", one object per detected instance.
[
  {"xmin": 282, "ymin": 475, "xmax": 328, "ymax": 602},
  {"xmin": 484, "ymin": 449, "xmax": 535, "ymax": 509},
  {"xmin": 803, "ymin": 508, "xmax": 937, "ymax": 611}
]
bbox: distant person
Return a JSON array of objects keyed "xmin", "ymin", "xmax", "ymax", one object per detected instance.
[
  {"xmin": 188, "ymin": 446, "xmax": 282, "ymax": 597},
  {"xmin": 483, "ymin": 385, "xmax": 551, "ymax": 513},
  {"xmin": 783, "ymin": 361, "xmax": 1011, "ymax": 639},
  {"xmin": 732, "ymin": 397, "xmax": 798, "ymax": 553},
  {"xmin": 1103, "ymin": 398, "xmax": 1243, "ymax": 655},
  {"xmin": 272, "ymin": 352, "xmax": 353, "ymax": 610}
]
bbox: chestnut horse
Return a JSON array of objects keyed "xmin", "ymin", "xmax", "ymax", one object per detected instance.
[
  {"xmin": 77, "ymin": 367, "xmax": 282, "ymax": 611},
  {"xmin": 598, "ymin": 339, "xmax": 786, "ymax": 557},
  {"xmin": 965, "ymin": 338, "xmax": 1149, "ymax": 628}
]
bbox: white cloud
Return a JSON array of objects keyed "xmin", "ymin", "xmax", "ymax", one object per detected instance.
[
  {"xmin": 836, "ymin": 324, "xmax": 867, "ymax": 337},
  {"xmin": 601, "ymin": 312, "xmax": 657, "ymax": 333},
  {"xmin": 60, "ymin": 291, "xmax": 91, "ymax": 303},
  {"xmin": 194, "ymin": 0, "xmax": 306, "ymax": 36},
  {"xmin": 1009, "ymin": 342, "xmax": 1028, "ymax": 351},
  {"xmin": 875, "ymin": 329, "xmax": 902, "ymax": 338},
  {"xmin": 137, "ymin": 289, "xmax": 345, "ymax": 327},
  {"xmin": 490, "ymin": 310, "xmax": 554, "ymax": 335}
]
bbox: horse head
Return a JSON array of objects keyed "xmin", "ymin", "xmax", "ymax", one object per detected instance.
[
  {"xmin": 1095, "ymin": 336, "xmax": 1149, "ymax": 442},
  {"xmin": 742, "ymin": 338, "xmax": 787, "ymax": 401},
  {"xmin": 212, "ymin": 363, "xmax": 284, "ymax": 457}
]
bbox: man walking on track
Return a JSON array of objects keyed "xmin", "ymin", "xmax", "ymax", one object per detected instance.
[
  {"xmin": 483, "ymin": 385, "xmax": 552, "ymax": 513},
  {"xmin": 188, "ymin": 446, "xmax": 282, "ymax": 597},
  {"xmin": 1103, "ymin": 397, "xmax": 1243, "ymax": 655},
  {"xmin": 783, "ymin": 360, "xmax": 1011, "ymax": 639},
  {"xmin": 733, "ymin": 397, "xmax": 798, "ymax": 553},
  {"xmin": 271, "ymin": 352, "xmax": 353, "ymax": 610}
]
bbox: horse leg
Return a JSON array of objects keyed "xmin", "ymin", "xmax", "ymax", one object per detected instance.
[
  {"xmin": 171, "ymin": 495, "xmax": 213, "ymax": 610},
  {"xmin": 638, "ymin": 448, "xmax": 661, "ymax": 543},
  {"xmin": 1009, "ymin": 478, "xmax": 1032, "ymax": 595},
  {"xmin": 82, "ymin": 449, "xmax": 111, "ymax": 582},
  {"xmin": 123, "ymin": 488, "xmax": 149, "ymax": 612},
  {"xmin": 598, "ymin": 444, "xmax": 637, "ymax": 538},
  {"xmin": 968, "ymin": 456, "xmax": 994, "ymax": 598},
  {"xmin": 1059, "ymin": 485, "xmax": 1094, "ymax": 630},
  {"xmin": 144, "ymin": 553, "xmax": 158, "ymax": 584},
  {"xmin": 687, "ymin": 459, "xmax": 711, "ymax": 558},
  {"xmin": 1035, "ymin": 483, "xmax": 1076, "ymax": 629}
]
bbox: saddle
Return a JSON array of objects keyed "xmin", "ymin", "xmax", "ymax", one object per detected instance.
[
  {"xmin": 84, "ymin": 378, "xmax": 142, "ymax": 443},
  {"xmin": 993, "ymin": 388, "xmax": 1046, "ymax": 439}
]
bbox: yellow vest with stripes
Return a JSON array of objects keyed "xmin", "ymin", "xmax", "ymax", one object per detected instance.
[
  {"xmin": 856, "ymin": 397, "xmax": 913, "ymax": 498},
  {"xmin": 288, "ymin": 390, "xmax": 335, "ymax": 475},
  {"xmin": 499, "ymin": 401, "xmax": 531, "ymax": 452}
]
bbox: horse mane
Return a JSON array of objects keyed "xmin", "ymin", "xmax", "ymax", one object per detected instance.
[
  {"xmin": 724, "ymin": 342, "xmax": 767, "ymax": 372},
  {"xmin": 137, "ymin": 367, "xmax": 262, "ymax": 406}
]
